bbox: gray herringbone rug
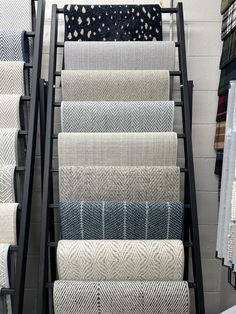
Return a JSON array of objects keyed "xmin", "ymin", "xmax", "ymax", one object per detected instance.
[
  {"xmin": 0, "ymin": 244, "xmax": 11, "ymax": 314},
  {"xmin": 0, "ymin": 166, "xmax": 15, "ymax": 203},
  {"xmin": 0, "ymin": 203, "xmax": 17, "ymax": 245},
  {"xmin": 0, "ymin": 129, "xmax": 19, "ymax": 166},
  {"xmin": 0, "ymin": 62, "xmax": 24, "ymax": 94},
  {"xmin": 0, "ymin": 95, "xmax": 21, "ymax": 128}
]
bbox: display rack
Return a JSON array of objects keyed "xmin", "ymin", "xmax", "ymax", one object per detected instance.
[
  {"xmin": 36, "ymin": 3, "xmax": 205, "ymax": 313},
  {"xmin": 0, "ymin": 1, "xmax": 45, "ymax": 314}
]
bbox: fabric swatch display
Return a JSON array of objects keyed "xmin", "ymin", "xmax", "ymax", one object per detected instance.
[
  {"xmin": 221, "ymin": 0, "xmax": 235, "ymax": 14},
  {"xmin": 53, "ymin": 280, "xmax": 190, "ymax": 314},
  {"xmin": 61, "ymin": 101, "xmax": 175, "ymax": 133},
  {"xmin": 215, "ymin": 121, "xmax": 226, "ymax": 150},
  {"xmin": 59, "ymin": 166, "xmax": 180, "ymax": 202},
  {"xmin": 0, "ymin": 129, "xmax": 19, "ymax": 166},
  {"xmin": 222, "ymin": 2, "xmax": 236, "ymax": 40},
  {"xmin": 64, "ymin": 4, "xmax": 162, "ymax": 41},
  {"xmin": 0, "ymin": 62, "xmax": 25, "ymax": 95},
  {"xmin": 0, "ymin": 30, "xmax": 29, "ymax": 62},
  {"xmin": 220, "ymin": 30, "xmax": 236, "ymax": 69},
  {"xmin": 218, "ymin": 59, "xmax": 236, "ymax": 95},
  {"xmin": 231, "ymin": 181, "xmax": 236, "ymax": 220},
  {"xmin": 0, "ymin": 95, "xmax": 21, "ymax": 128},
  {"xmin": 217, "ymin": 93, "xmax": 228, "ymax": 122},
  {"xmin": 64, "ymin": 41, "xmax": 175, "ymax": 70},
  {"xmin": 0, "ymin": 203, "xmax": 17, "ymax": 245},
  {"xmin": 0, "ymin": 244, "xmax": 11, "ymax": 314},
  {"xmin": 58, "ymin": 132, "xmax": 178, "ymax": 167},
  {"xmin": 57, "ymin": 240, "xmax": 184, "ymax": 281},
  {"xmin": 61, "ymin": 70, "xmax": 169, "ymax": 101},
  {"xmin": 0, "ymin": 166, "xmax": 15, "ymax": 203},
  {"xmin": 59, "ymin": 201, "xmax": 184, "ymax": 240}
]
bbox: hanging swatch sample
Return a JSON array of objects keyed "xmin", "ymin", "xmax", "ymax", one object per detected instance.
[
  {"xmin": 0, "ymin": 129, "xmax": 19, "ymax": 166},
  {"xmin": 222, "ymin": 2, "xmax": 236, "ymax": 40},
  {"xmin": 0, "ymin": 244, "xmax": 11, "ymax": 314},
  {"xmin": 61, "ymin": 70, "xmax": 169, "ymax": 101},
  {"xmin": 0, "ymin": 203, "xmax": 17, "ymax": 244},
  {"xmin": 0, "ymin": 62, "xmax": 25, "ymax": 95},
  {"xmin": 0, "ymin": 95, "xmax": 21, "ymax": 129},
  {"xmin": 59, "ymin": 166, "xmax": 180, "ymax": 202},
  {"xmin": 64, "ymin": 4, "xmax": 162, "ymax": 41},
  {"xmin": 64, "ymin": 41, "xmax": 175, "ymax": 70},
  {"xmin": 61, "ymin": 101, "xmax": 175, "ymax": 133},
  {"xmin": 0, "ymin": 166, "xmax": 15, "ymax": 203}
]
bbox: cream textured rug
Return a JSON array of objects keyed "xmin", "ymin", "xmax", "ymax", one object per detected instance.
[
  {"xmin": 0, "ymin": 95, "xmax": 21, "ymax": 128},
  {"xmin": 57, "ymin": 240, "xmax": 184, "ymax": 281},
  {"xmin": 64, "ymin": 41, "xmax": 176, "ymax": 70},
  {"xmin": 0, "ymin": 203, "xmax": 17, "ymax": 245},
  {"xmin": 59, "ymin": 166, "xmax": 180, "ymax": 202},
  {"xmin": 61, "ymin": 101, "xmax": 175, "ymax": 133},
  {"xmin": 53, "ymin": 280, "xmax": 190, "ymax": 314},
  {"xmin": 0, "ymin": 244, "xmax": 11, "ymax": 314},
  {"xmin": 0, "ymin": 31, "xmax": 29, "ymax": 62},
  {"xmin": 0, "ymin": 129, "xmax": 19, "ymax": 166},
  {"xmin": 61, "ymin": 70, "xmax": 169, "ymax": 101},
  {"xmin": 0, "ymin": 166, "xmax": 15, "ymax": 203},
  {"xmin": 58, "ymin": 132, "xmax": 177, "ymax": 167},
  {"xmin": 0, "ymin": 62, "xmax": 25, "ymax": 95}
]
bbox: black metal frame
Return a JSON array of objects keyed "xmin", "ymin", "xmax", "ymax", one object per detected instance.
[
  {"xmin": 0, "ymin": 1, "xmax": 45, "ymax": 314},
  {"xmin": 37, "ymin": 3, "xmax": 205, "ymax": 314}
]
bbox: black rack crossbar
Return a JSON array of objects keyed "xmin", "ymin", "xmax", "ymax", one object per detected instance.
[{"xmin": 37, "ymin": 3, "xmax": 205, "ymax": 314}]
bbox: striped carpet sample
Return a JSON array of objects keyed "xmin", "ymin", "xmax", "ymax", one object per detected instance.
[
  {"xmin": 64, "ymin": 41, "xmax": 175, "ymax": 70},
  {"xmin": 59, "ymin": 201, "xmax": 184, "ymax": 240},
  {"xmin": 0, "ymin": 30, "xmax": 29, "ymax": 62},
  {"xmin": 57, "ymin": 240, "xmax": 184, "ymax": 281},
  {"xmin": 61, "ymin": 101, "xmax": 175, "ymax": 133},
  {"xmin": 0, "ymin": 244, "xmax": 11, "ymax": 314},
  {"xmin": 61, "ymin": 70, "xmax": 170, "ymax": 101},
  {"xmin": 58, "ymin": 132, "xmax": 178, "ymax": 167},
  {"xmin": 59, "ymin": 166, "xmax": 180, "ymax": 202},
  {"xmin": 0, "ymin": 129, "xmax": 19, "ymax": 166},
  {"xmin": 0, "ymin": 203, "xmax": 17, "ymax": 245},
  {"xmin": 54, "ymin": 280, "xmax": 190, "ymax": 314},
  {"xmin": 0, "ymin": 166, "xmax": 15, "ymax": 203},
  {"xmin": 0, "ymin": 62, "xmax": 25, "ymax": 95},
  {"xmin": 0, "ymin": 95, "xmax": 21, "ymax": 128},
  {"xmin": 227, "ymin": 223, "xmax": 236, "ymax": 261}
]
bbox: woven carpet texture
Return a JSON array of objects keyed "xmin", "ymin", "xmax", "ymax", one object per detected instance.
[
  {"xmin": 0, "ymin": 95, "xmax": 21, "ymax": 129},
  {"xmin": 0, "ymin": 61, "xmax": 25, "ymax": 95},
  {"xmin": 0, "ymin": 166, "xmax": 15, "ymax": 203},
  {"xmin": 0, "ymin": 129, "xmax": 19, "ymax": 166},
  {"xmin": 0, "ymin": 203, "xmax": 17, "ymax": 245},
  {"xmin": 0, "ymin": 244, "xmax": 11, "ymax": 314},
  {"xmin": 57, "ymin": 240, "xmax": 184, "ymax": 281}
]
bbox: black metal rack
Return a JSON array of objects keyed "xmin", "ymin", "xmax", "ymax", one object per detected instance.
[
  {"xmin": 0, "ymin": 1, "xmax": 45, "ymax": 314},
  {"xmin": 36, "ymin": 3, "xmax": 205, "ymax": 314}
]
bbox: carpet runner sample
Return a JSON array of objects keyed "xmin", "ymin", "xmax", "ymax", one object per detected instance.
[
  {"xmin": 227, "ymin": 223, "xmax": 236, "ymax": 261},
  {"xmin": 220, "ymin": 30, "xmax": 236, "ymax": 69},
  {"xmin": 0, "ymin": 95, "xmax": 21, "ymax": 129},
  {"xmin": 0, "ymin": 166, "xmax": 15, "ymax": 203},
  {"xmin": 0, "ymin": 62, "xmax": 25, "ymax": 95},
  {"xmin": 64, "ymin": 4, "xmax": 162, "ymax": 41},
  {"xmin": 61, "ymin": 101, "xmax": 175, "ymax": 133},
  {"xmin": 0, "ymin": 203, "xmax": 17, "ymax": 245},
  {"xmin": 0, "ymin": 129, "xmax": 19, "ymax": 166},
  {"xmin": 59, "ymin": 166, "xmax": 180, "ymax": 202},
  {"xmin": 58, "ymin": 132, "xmax": 178, "ymax": 167},
  {"xmin": 53, "ymin": 280, "xmax": 190, "ymax": 314},
  {"xmin": 222, "ymin": 2, "xmax": 236, "ymax": 40},
  {"xmin": 59, "ymin": 201, "xmax": 184, "ymax": 240},
  {"xmin": 61, "ymin": 70, "xmax": 170, "ymax": 101},
  {"xmin": 0, "ymin": 244, "xmax": 11, "ymax": 314},
  {"xmin": 64, "ymin": 41, "xmax": 175, "ymax": 70},
  {"xmin": 57, "ymin": 240, "xmax": 184, "ymax": 281},
  {"xmin": 0, "ymin": 30, "xmax": 29, "ymax": 62},
  {"xmin": 218, "ymin": 59, "xmax": 236, "ymax": 96},
  {"xmin": 231, "ymin": 181, "xmax": 236, "ymax": 220}
]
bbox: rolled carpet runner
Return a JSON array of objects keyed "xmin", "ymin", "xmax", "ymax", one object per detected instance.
[
  {"xmin": 0, "ymin": 203, "xmax": 17, "ymax": 245},
  {"xmin": 61, "ymin": 101, "xmax": 175, "ymax": 133},
  {"xmin": 64, "ymin": 41, "xmax": 175, "ymax": 70},
  {"xmin": 59, "ymin": 166, "xmax": 180, "ymax": 202},
  {"xmin": 53, "ymin": 280, "xmax": 190, "ymax": 314},
  {"xmin": 0, "ymin": 244, "xmax": 11, "ymax": 314},
  {"xmin": 0, "ymin": 129, "xmax": 19, "ymax": 166},
  {"xmin": 58, "ymin": 132, "xmax": 177, "ymax": 167},
  {"xmin": 0, "ymin": 166, "xmax": 15, "ymax": 203},
  {"xmin": 0, "ymin": 30, "xmax": 29, "ymax": 62},
  {"xmin": 57, "ymin": 240, "xmax": 184, "ymax": 281},
  {"xmin": 59, "ymin": 201, "xmax": 184, "ymax": 240},
  {"xmin": 61, "ymin": 70, "xmax": 170, "ymax": 101},
  {"xmin": 0, "ymin": 62, "xmax": 25, "ymax": 95},
  {"xmin": 0, "ymin": 95, "xmax": 21, "ymax": 128},
  {"xmin": 64, "ymin": 4, "xmax": 162, "ymax": 41}
]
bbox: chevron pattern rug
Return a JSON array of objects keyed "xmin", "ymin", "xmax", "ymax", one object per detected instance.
[
  {"xmin": 58, "ymin": 132, "xmax": 177, "ymax": 167},
  {"xmin": 0, "ymin": 95, "xmax": 21, "ymax": 129},
  {"xmin": 0, "ymin": 244, "xmax": 11, "ymax": 314},
  {"xmin": 59, "ymin": 166, "xmax": 180, "ymax": 202},
  {"xmin": 61, "ymin": 101, "xmax": 175, "ymax": 133},
  {"xmin": 0, "ymin": 203, "xmax": 17, "ymax": 245},
  {"xmin": 57, "ymin": 240, "xmax": 184, "ymax": 281},
  {"xmin": 0, "ymin": 166, "xmax": 15, "ymax": 203},
  {"xmin": 61, "ymin": 70, "xmax": 169, "ymax": 101},
  {"xmin": 64, "ymin": 41, "xmax": 175, "ymax": 70},
  {"xmin": 59, "ymin": 201, "xmax": 184, "ymax": 240},
  {"xmin": 0, "ymin": 129, "xmax": 19, "ymax": 166},
  {"xmin": 0, "ymin": 30, "xmax": 29, "ymax": 62},
  {"xmin": 54, "ymin": 280, "xmax": 190, "ymax": 314},
  {"xmin": 0, "ymin": 62, "xmax": 25, "ymax": 95}
]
